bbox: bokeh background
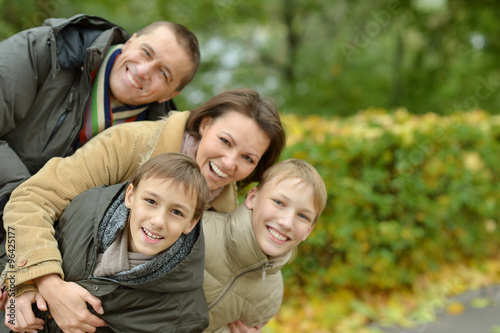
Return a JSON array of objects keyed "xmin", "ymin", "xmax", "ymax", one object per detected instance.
[
  {"xmin": 1, "ymin": 0, "xmax": 499, "ymax": 117},
  {"xmin": 2, "ymin": 1, "xmax": 500, "ymax": 332}
]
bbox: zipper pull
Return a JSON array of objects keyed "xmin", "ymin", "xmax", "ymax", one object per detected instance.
[{"xmin": 261, "ymin": 263, "xmax": 269, "ymax": 285}]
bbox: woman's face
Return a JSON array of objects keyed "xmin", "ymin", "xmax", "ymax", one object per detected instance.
[{"xmin": 196, "ymin": 111, "xmax": 271, "ymax": 191}]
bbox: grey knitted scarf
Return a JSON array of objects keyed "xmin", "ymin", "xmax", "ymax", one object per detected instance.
[{"xmin": 96, "ymin": 189, "xmax": 198, "ymax": 284}]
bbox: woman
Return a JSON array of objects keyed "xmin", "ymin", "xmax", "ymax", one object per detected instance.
[{"xmin": 2, "ymin": 88, "xmax": 286, "ymax": 332}]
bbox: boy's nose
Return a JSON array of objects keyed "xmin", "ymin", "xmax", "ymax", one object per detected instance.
[{"xmin": 277, "ymin": 211, "xmax": 294, "ymax": 230}]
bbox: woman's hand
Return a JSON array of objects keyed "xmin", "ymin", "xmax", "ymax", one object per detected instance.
[
  {"xmin": 4, "ymin": 290, "xmax": 46, "ymax": 332},
  {"xmin": 35, "ymin": 274, "xmax": 106, "ymax": 333}
]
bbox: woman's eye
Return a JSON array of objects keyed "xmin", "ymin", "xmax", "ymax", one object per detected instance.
[{"xmin": 243, "ymin": 155, "xmax": 254, "ymax": 164}]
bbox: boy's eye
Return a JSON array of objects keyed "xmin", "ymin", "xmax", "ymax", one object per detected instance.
[
  {"xmin": 145, "ymin": 199, "xmax": 156, "ymax": 205},
  {"xmin": 299, "ymin": 213, "xmax": 312, "ymax": 223},
  {"xmin": 161, "ymin": 70, "xmax": 168, "ymax": 80},
  {"xmin": 220, "ymin": 137, "xmax": 230, "ymax": 145},
  {"xmin": 172, "ymin": 209, "xmax": 183, "ymax": 217},
  {"xmin": 143, "ymin": 49, "xmax": 151, "ymax": 57},
  {"xmin": 273, "ymin": 199, "xmax": 284, "ymax": 207}
]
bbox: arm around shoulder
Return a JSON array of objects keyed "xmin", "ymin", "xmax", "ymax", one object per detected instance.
[{"xmin": 3, "ymin": 122, "xmax": 152, "ymax": 285}]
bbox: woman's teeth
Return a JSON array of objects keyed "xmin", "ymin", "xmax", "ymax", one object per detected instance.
[{"xmin": 210, "ymin": 162, "xmax": 228, "ymax": 178}]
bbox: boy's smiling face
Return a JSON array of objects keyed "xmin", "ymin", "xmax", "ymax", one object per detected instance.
[
  {"xmin": 245, "ymin": 177, "xmax": 316, "ymax": 257},
  {"xmin": 125, "ymin": 177, "xmax": 198, "ymax": 256}
]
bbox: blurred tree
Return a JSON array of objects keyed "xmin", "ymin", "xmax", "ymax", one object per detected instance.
[{"xmin": 1, "ymin": 0, "xmax": 499, "ymax": 116}]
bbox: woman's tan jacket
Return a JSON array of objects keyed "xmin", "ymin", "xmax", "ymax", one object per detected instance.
[{"xmin": 3, "ymin": 111, "xmax": 237, "ymax": 295}]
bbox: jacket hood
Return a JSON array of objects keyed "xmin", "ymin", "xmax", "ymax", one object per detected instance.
[{"xmin": 44, "ymin": 14, "xmax": 129, "ymax": 70}]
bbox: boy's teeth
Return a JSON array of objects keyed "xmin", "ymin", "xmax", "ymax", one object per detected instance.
[
  {"xmin": 210, "ymin": 162, "xmax": 228, "ymax": 178},
  {"xmin": 268, "ymin": 228, "xmax": 287, "ymax": 241},
  {"xmin": 142, "ymin": 227, "xmax": 163, "ymax": 240}
]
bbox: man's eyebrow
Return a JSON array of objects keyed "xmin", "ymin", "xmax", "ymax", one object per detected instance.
[{"xmin": 142, "ymin": 42, "xmax": 174, "ymax": 82}]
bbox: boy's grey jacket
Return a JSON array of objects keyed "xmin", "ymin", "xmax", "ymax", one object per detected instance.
[
  {"xmin": 202, "ymin": 204, "xmax": 292, "ymax": 332},
  {"xmin": 49, "ymin": 182, "xmax": 208, "ymax": 333},
  {"xmin": 0, "ymin": 14, "xmax": 175, "ymax": 205}
]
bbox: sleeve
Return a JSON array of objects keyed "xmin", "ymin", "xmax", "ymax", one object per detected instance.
[
  {"xmin": 0, "ymin": 27, "xmax": 53, "ymax": 201},
  {"xmin": 3, "ymin": 122, "xmax": 151, "ymax": 287},
  {"xmin": 212, "ymin": 326, "xmax": 231, "ymax": 333}
]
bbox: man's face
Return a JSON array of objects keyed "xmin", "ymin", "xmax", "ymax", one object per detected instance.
[
  {"xmin": 109, "ymin": 26, "xmax": 192, "ymax": 105},
  {"xmin": 245, "ymin": 178, "xmax": 316, "ymax": 257},
  {"xmin": 125, "ymin": 177, "xmax": 198, "ymax": 256}
]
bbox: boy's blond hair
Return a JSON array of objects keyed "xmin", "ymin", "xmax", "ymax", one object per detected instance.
[
  {"xmin": 257, "ymin": 159, "xmax": 327, "ymax": 223},
  {"xmin": 131, "ymin": 152, "xmax": 209, "ymax": 220}
]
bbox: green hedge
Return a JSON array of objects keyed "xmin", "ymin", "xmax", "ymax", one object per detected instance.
[{"xmin": 280, "ymin": 109, "xmax": 500, "ymax": 294}]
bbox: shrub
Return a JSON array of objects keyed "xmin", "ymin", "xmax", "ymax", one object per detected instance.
[{"xmin": 280, "ymin": 109, "xmax": 500, "ymax": 294}]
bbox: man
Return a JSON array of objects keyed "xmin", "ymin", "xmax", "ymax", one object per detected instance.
[{"xmin": 0, "ymin": 14, "xmax": 200, "ymax": 221}]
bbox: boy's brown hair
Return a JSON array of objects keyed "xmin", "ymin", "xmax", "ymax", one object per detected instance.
[
  {"xmin": 257, "ymin": 159, "xmax": 327, "ymax": 223},
  {"xmin": 131, "ymin": 152, "xmax": 209, "ymax": 220}
]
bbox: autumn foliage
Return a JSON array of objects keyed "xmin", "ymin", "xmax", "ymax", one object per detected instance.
[{"xmin": 264, "ymin": 109, "xmax": 500, "ymax": 332}]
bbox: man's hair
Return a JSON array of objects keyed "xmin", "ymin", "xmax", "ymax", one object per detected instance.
[
  {"xmin": 136, "ymin": 21, "xmax": 200, "ymax": 92},
  {"xmin": 130, "ymin": 153, "xmax": 209, "ymax": 220},
  {"xmin": 257, "ymin": 159, "xmax": 327, "ymax": 223},
  {"xmin": 186, "ymin": 88, "xmax": 286, "ymax": 189}
]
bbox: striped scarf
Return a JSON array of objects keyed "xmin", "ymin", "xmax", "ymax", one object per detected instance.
[{"xmin": 74, "ymin": 44, "xmax": 150, "ymax": 150}]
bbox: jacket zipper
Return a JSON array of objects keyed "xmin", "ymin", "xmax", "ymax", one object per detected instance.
[
  {"xmin": 43, "ymin": 87, "xmax": 75, "ymax": 151},
  {"xmin": 208, "ymin": 262, "xmax": 273, "ymax": 311}
]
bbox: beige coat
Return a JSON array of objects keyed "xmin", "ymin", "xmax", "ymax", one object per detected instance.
[
  {"xmin": 4, "ymin": 111, "xmax": 237, "ymax": 295},
  {"xmin": 203, "ymin": 204, "xmax": 292, "ymax": 332}
]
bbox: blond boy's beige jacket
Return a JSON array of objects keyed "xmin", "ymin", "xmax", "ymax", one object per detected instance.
[
  {"xmin": 4, "ymin": 111, "xmax": 237, "ymax": 295},
  {"xmin": 202, "ymin": 204, "xmax": 292, "ymax": 332}
]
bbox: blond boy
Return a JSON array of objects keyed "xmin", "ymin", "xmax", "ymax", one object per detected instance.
[{"xmin": 202, "ymin": 159, "xmax": 327, "ymax": 332}]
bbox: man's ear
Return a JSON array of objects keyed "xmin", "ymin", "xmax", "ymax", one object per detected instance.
[
  {"xmin": 244, "ymin": 187, "xmax": 258, "ymax": 210},
  {"xmin": 124, "ymin": 183, "xmax": 135, "ymax": 209},
  {"xmin": 199, "ymin": 116, "xmax": 213, "ymax": 136},
  {"xmin": 183, "ymin": 218, "xmax": 199, "ymax": 234},
  {"xmin": 158, "ymin": 91, "xmax": 180, "ymax": 104}
]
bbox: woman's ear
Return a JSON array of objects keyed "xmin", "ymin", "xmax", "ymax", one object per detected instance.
[
  {"xmin": 124, "ymin": 183, "xmax": 135, "ymax": 209},
  {"xmin": 199, "ymin": 116, "xmax": 212, "ymax": 136}
]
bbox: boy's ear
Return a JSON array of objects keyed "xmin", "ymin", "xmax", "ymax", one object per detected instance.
[
  {"xmin": 124, "ymin": 183, "xmax": 135, "ymax": 209},
  {"xmin": 301, "ymin": 224, "xmax": 315, "ymax": 242},
  {"xmin": 182, "ymin": 218, "xmax": 199, "ymax": 234},
  {"xmin": 244, "ymin": 187, "xmax": 258, "ymax": 210}
]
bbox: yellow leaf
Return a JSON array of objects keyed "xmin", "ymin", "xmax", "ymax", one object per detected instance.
[{"xmin": 446, "ymin": 301, "xmax": 465, "ymax": 315}]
